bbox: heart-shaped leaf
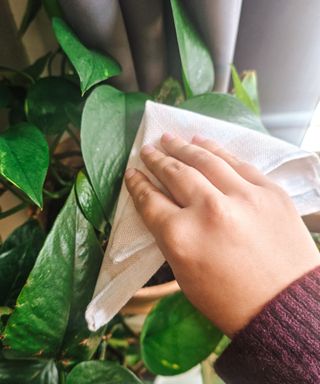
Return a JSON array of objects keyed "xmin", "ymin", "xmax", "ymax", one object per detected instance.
[
  {"xmin": 231, "ymin": 65, "xmax": 260, "ymax": 115},
  {"xmin": 3, "ymin": 188, "xmax": 103, "ymax": 360},
  {"xmin": 26, "ymin": 77, "xmax": 82, "ymax": 135},
  {"xmin": 141, "ymin": 292, "xmax": 223, "ymax": 376},
  {"xmin": 81, "ymin": 86, "xmax": 149, "ymax": 220},
  {"xmin": 0, "ymin": 359, "xmax": 58, "ymax": 384},
  {"xmin": 180, "ymin": 93, "xmax": 267, "ymax": 133},
  {"xmin": 52, "ymin": 18, "xmax": 121, "ymax": 95},
  {"xmin": 75, "ymin": 170, "xmax": 106, "ymax": 233},
  {"xmin": 0, "ymin": 123, "xmax": 49, "ymax": 207},
  {"xmin": 66, "ymin": 361, "xmax": 143, "ymax": 384},
  {"xmin": 0, "ymin": 219, "xmax": 45, "ymax": 306},
  {"xmin": 171, "ymin": 0, "xmax": 214, "ymax": 97}
]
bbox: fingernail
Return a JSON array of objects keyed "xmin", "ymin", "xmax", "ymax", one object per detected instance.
[
  {"xmin": 192, "ymin": 134, "xmax": 206, "ymax": 143},
  {"xmin": 141, "ymin": 144, "xmax": 155, "ymax": 155},
  {"xmin": 162, "ymin": 132, "xmax": 176, "ymax": 142},
  {"xmin": 125, "ymin": 168, "xmax": 136, "ymax": 179}
]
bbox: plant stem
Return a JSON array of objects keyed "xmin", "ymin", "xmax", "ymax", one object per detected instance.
[
  {"xmin": 43, "ymin": 186, "xmax": 71, "ymax": 200},
  {"xmin": 54, "ymin": 151, "xmax": 82, "ymax": 160},
  {"xmin": 0, "ymin": 202, "xmax": 28, "ymax": 220},
  {"xmin": 66, "ymin": 126, "xmax": 80, "ymax": 148},
  {"xmin": 50, "ymin": 166, "xmax": 72, "ymax": 186}
]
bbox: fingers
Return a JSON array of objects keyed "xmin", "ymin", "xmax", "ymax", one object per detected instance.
[
  {"xmin": 191, "ymin": 135, "xmax": 269, "ymax": 187},
  {"xmin": 160, "ymin": 133, "xmax": 249, "ymax": 195},
  {"xmin": 140, "ymin": 144, "xmax": 223, "ymax": 207},
  {"xmin": 125, "ymin": 168, "xmax": 179, "ymax": 234}
]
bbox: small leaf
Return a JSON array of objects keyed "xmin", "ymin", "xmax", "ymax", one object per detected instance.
[
  {"xmin": 180, "ymin": 92, "xmax": 267, "ymax": 133},
  {"xmin": 18, "ymin": 0, "xmax": 42, "ymax": 37},
  {"xmin": 75, "ymin": 170, "xmax": 106, "ymax": 233},
  {"xmin": 52, "ymin": 18, "xmax": 121, "ymax": 94},
  {"xmin": 0, "ymin": 123, "xmax": 49, "ymax": 207},
  {"xmin": 0, "ymin": 359, "xmax": 59, "ymax": 384},
  {"xmin": 81, "ymin": 86, "xmax": 149, "ymax": 220},
  {"xmin": 241, "ymin": 70, "xmax": 260, "ymax": 114},
  {"xmin": 26, "ymin": 77, "xmax": 82, "ymax": 134},
  {"xmin": 23, "ymin": 52, "xmax": 51, "ymax": 80},
  {"xmin": 171, "ymin": 0, "xmax": 214, "ymax": 97},
  {"xmin": 66, "ymin": 361, "xmax": 143, "ymax": 384},
  {"xmin": 231, "ymin": 65, "xmax": 260, "ymax": 115},
  {"xmin": 3, "ymin": 189, "xmax": 103, "ymax": 359},
  {"xmin": 0, "ymin": 219, "xmax": 45, "ymax": 306},
  {"xmin": 153, "ymin": 77, "xmax": 185, "ymax": 106},
  {"xmin": 141, "ymin": 292, "xmax": 223, "ymax": 375}
]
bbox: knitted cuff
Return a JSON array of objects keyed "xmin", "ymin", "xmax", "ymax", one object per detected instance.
[{"xmin": 214, "ymin": 266, "xmax": 320, "ymax": 384}]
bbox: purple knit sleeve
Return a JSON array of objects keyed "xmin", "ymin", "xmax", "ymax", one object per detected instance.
[{"xmin": 214, "ymin": 266, "xmax": 320, "ymax": 383}]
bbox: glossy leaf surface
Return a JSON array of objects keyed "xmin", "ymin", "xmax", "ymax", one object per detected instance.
[
  {"xmin": 231, "ymin": 65, "xmax": 260, "ymax": 115},
  {"xmin": 26, "ymin": 77, "xmax": 82, "ymax": 134},
  {"xmin": 180, "ymin": 93, "xmax": 267, "ymax": 133},
  {"xmin": 3, "ymin": 189, "xmax": 103, "ymax": 359},
  {"xmin": 66, "ymin": 361, "xmax": 143, "ymax": 384},
  {"xmin": 81, "ymin": 86, "xmax": 148, "ymax": 220},
  {"xmin": 75, "ymin": 170, "xmax": 106, "ymax": 233},
  {"xmin": 0, "ymin": 220, "xmax": 45, "ymax": 306},
  {"xmin": 52, "ymin": 18, "xmax": 121, "ymax": 94},
  {"xmin": 0, "ymin": 123, "xmax": 49, "ymax": 207},
  {"xmin": 171, "ymin": 0, "xmax": 214, "ymax": 97},
  {"xmin": 0, "ymin": 359, "xmax": 58, "ymax": 384},
  {"xmin": 141, "ymin": 292, "xmax": 223, "ymax": 375}
]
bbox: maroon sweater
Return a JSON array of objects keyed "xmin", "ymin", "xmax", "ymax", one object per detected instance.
[{"xmin": 215, "ymin": 266, "xmax": 320, "ymax": 383}]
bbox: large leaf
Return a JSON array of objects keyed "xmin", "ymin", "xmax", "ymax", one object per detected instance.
[
  {"xmin": 171, "ymin": 0, "xmax": 214, "ymax": 97},
  {"xmin": 81, "ymin": 86, "xmax": 148, "ymax": 220},
  {"xmin": 3, "ymin": 189, "xmax": 103, "ymax": 359},
  {"xmin": 0, "ymin": 359, "xmax": 58, "ymax": 384},
  {"xmin": 0, "ymin": 220, "xmax": 45, "ymax": 306},
  {"xmin": 66, "ymin": 361, "xmax": 143, "ymax": 384},
  {"xmin": 18, "ymin": 0, "xmax": 42, "ymax": 37},
  {"xmin": 180, "ymin": 93, "xmax": 267, "ymax": 133},
  {"xmin": 0, "ymin": 123, "xmax": 49, "ymax": 207},
  {"xmin": 141, "ymin": 292, "xmax": 223, "ymax": 376},
  {"xmin": 26, "ymin": 77, "xmax": 82, "ymax": 134},
  {"xmin": 75, "ymin": 170, "xmax": 106, "ymax": 233},
  {"xmin": 231, "ymin": 65, "xmax": 260, "ymax": 115},
  {"xmin": 52, "ymin": 18, "xmax": 121, "ymax": 94}
]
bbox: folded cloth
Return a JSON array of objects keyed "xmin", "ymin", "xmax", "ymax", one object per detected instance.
[{"xmin": 85, "ymin": 100, "xmax": 320, "ymax": 331}]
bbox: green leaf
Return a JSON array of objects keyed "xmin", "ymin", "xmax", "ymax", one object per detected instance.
[
  {"xmin": 18, "ymin": 0, "xmax": 42, "ymax": 37},
  {"xmin": 0, "ymin": 84, "xmax": 11, "ymax": 108},
  {"xmin": 26, "ymin": 77, "xmax": 82, "ymax": 134},
  {"xmin": 42, "ymin": 0, "xmax": 64, "ymax": 18},
  {"xmin": 0, "ymin": 359, "xmax": 58, "ymax": 384},
  {"xmin": 66, "ymin": 361, "xmax": 143, "ymax": 384},
  {"xmin": 231, "ymin": 65, "xmax": 260, "ymax": 115},
  {"xmin": 0, "ymin": 220, "xmax": 45, "ymax": 306},
  {"xmin": 52, "ymin": 18, "xmax": 121, "ymax": 94},
  {"xmin": 81, "ymin": 86, "xmax": 148, "ymax": 220},
  {"xmin": 75, "ymin": 171, "xmax": 106, "ymax": 233},
  {"xmin": 23, "ymin": 52, "xmax": 51, "ymax": 80},
  {"xmin": 0, "ymin": 123, "xmax": 49, "ymax": 207},
  {"xmin": 141, "ymin": 292, "xmax": 223, "ymax": 376},
  {"xmin": 180, "ymin": 92, "xmax": 267, "ymax": 133},
  {"xmin": 170, "ymin": 0, "xmax": 214, "ymax": 97},
  {"xmin": 153, "ymin": 77, "xmax": 185, "ymax": 106},
  {"xmin": 3, "ymin": 189, "xmax": 103, "ymax": 359},
  {"xmin": 241, "ymin": 69, "xmax": 260, "ymax": 115}
]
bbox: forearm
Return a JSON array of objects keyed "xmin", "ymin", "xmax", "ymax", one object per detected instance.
[{"xmin": 215, "ymin": 266, "xmax": 320, "ymax": 383}]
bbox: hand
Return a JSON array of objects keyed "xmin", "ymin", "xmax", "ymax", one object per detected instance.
[{"xmin": 125, "ymin": 133, "xmax": 320, "ymax": 337}]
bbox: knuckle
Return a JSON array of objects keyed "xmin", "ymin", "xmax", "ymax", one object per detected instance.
[
  {"xmin": 136, "ymin": 187, "xmax": 154, "ymax": 205},
  {"xmin": 162, "ymin": 160, "xmax": 186, "ymax": 176},
  {"xmin": 192, "ymin": 150, "xmax": 210, "ymax": 167}
]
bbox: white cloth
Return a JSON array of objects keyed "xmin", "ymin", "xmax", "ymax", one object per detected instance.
[{"xmin": 86, "ymin": 100, "xmax": 320, "ymax": 331}]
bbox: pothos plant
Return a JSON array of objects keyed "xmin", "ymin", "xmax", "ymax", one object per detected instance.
[{"xmin": 0, "ymin": 0, "xmax": 265, "ymax": 382}]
